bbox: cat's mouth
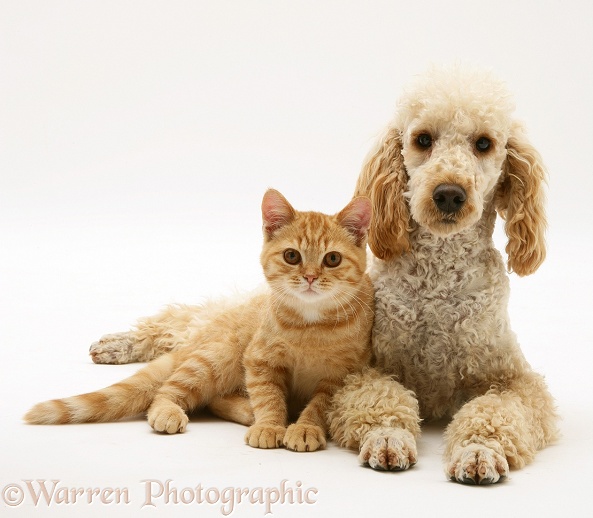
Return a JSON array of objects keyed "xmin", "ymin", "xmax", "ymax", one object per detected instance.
[
  {"xmin": 288, "ymin": 282, "xmax": 330, "ymax": 302},
  {"xmin": 302, "ymin": 287, "xmax": 319, "ymax": 296},
  {"xmin": 296, "ymin": 284, "xmax": 325, "ymax": 299}
]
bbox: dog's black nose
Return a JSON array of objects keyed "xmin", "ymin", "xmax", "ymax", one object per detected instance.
[{"xmin": 432, "ymin": 184, "xmax": 467, "ymax": 214}]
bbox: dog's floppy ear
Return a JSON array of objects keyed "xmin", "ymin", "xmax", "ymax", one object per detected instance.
[
  {"xmin": 495, "ymin": 123, "xmax": 547, "ymax": 276},
  {"xmin": 354, "ymin": 128, "xmax": 410, "ymax": 260}
]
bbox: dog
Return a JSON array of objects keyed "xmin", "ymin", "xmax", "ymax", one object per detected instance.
[{"xmin": 328, "ymin": 65, "xmax": 558, "ymax": 484}]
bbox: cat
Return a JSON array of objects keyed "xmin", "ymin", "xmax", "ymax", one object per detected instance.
[{"xmin": 25, "ymin": 189, "xmax": 374, "ymax": 452}]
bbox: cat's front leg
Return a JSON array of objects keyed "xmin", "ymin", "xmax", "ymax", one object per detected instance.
[
  {"xmin": 243, "ymin": 350, "xmax": 288, "ymax": 449},
  {"xmin": 283, "ymin": 379, "xmax": 339, "ymax": 452}
]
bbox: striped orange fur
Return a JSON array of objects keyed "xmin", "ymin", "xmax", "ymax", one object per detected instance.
[{"xmin": 25, "ymin": 190, "xmax": 374, "ymax": 452}]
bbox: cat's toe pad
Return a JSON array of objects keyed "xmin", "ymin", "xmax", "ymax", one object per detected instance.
[
  {"xmin": 283, "ymin": 423, "xmax": 326, "ymax": 452},
  {"xmin": 245, "ymin": 424, "xmax": 286, "ymax": 449},
  {"xmin": 148, "ymin": 403, "xmax": 189, "ymax": 434}
]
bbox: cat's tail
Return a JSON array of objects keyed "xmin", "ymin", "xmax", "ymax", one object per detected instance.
[{"xmin": 24, "ymin": 354, "xmax": 176, "ymax": 425}]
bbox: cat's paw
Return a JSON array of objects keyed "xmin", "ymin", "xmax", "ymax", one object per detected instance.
[
  {"xmin": 245, "ymin": 424, "xmax": 286, "ymax": 449},
  {"xmin": 446, "ymin": 444, "xmax": 509, "ymax": 485},
  {"xmin": 283, "ymin": 423, "xmax": 326, "ymax": 452},
  {"xmin": 359, "ymin": 427, "xmax": 417, "ymax": 471},
  {"xmin": 89, "ymin": 333, "xmax": 136, "ymax": 364},
  {"xmin": 147, "ymin": 402, "xmax": 189, "ymax": 434}
]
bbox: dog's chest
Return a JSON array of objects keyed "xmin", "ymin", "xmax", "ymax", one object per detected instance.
[
  {"xmin": 378, "ymin": 273, "xmax": 489, "ymax": 358},
  {"xmin": 376, "ymin": 248, "xmax": 499, "ymax": 325},
  {"xmin": 371, "ymin": 247, "xmax": 509, "ymax": 410}
]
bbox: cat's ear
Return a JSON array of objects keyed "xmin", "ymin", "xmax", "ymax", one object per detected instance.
[
  {"xmin": 337, "ymin": 196, "xmax": 372, "ymax": 246},
  {"xmin": 261, "ymin": 189, "xmax": 296, "ymax": 240}
]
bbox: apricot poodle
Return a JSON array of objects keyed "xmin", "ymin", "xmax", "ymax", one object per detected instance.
[{"xmin": 327, "ymin": 65, "xmax": 558, "ymax": 484}]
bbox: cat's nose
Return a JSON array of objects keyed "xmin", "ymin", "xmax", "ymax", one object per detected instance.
[{"xmin": 304, "ymin": 275, "xmax": 318, "ymax": 285}]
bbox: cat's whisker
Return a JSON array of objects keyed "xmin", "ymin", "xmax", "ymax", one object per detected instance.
[
  {"xmin": 349, "ymin": 293, "xmax": 374, "ymax": 316},
  {"xmin": 332, "ymin": 292, "xmax": 361, "ymax": 333},
  {"xmin": 329, "ymin": 294, "xmax": 348, "ymax": 331},
  {"xmin": 269, "ymin": 286, "xmax": 292, "ymax": 319},
  {"xmin": 339, "ymin": 286, "xmax": 374, "ymax": 316}
]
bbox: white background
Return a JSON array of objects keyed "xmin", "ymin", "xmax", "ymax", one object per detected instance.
[{"xmin": 1, "ymin": 1, "xmax": 592, "ymax": 517}]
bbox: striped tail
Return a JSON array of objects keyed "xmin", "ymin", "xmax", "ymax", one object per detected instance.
[{"xmin": 24, "ymin": 354, "xmax": 176, "ymax": 424}]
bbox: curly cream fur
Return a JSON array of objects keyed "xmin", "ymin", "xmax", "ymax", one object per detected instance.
[
  {"xmin": 496, "ymin": 123, "xmax": 547, "ymax": 275},
  {"xmin": 329, "ymin": 65, "xmax": 558, "ymax": 484}
]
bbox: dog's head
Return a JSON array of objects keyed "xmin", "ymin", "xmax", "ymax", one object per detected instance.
[{"xmin": 356, "ymin": 66, "xmax": 547, "ymax": 276}]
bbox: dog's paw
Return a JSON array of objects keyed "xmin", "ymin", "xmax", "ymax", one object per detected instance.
[
  {"xmin": 147, "ymin": 401, "xmax": 189, "ymax": 434},
  {"xmin": 245, "ymin": 424, "xmax": 286, "ymax": 449},
  {"xmin": 283, "ymin": 423, "xmax": 326, "ymax": 452},
  {"xmin": 446, "ymin": 444, "xmax": 509, "ymax": 485},
  {"xmin": 359, "ymin": 427, "xmax": 417, "ymax": 471},
  {"xmin": 89, "ymin": 333, "xmax": 135, "ymax": 364}
]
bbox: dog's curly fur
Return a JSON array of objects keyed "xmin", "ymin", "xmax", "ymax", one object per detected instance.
[{"xmin": 327, "ymin": 66, "xmax": 558, "ymax": 484}]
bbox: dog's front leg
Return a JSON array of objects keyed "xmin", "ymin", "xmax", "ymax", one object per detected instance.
[
  {"xmin": 444, "ymin": 371, "xmax": 558, "ymax": 484},
  {"xmin": 328, "ymin": 367, "xmax": 421, "ymax": 470}
]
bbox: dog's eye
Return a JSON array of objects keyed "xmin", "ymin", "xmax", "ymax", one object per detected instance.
[
  {"xmin": 283, "ymin": 249, "xmax": 301, "ymax": 265},
  {"xmin": 416, "ymin": 133, "xmax": 433, "ymax": 149},
  {"xmin": 476, "ymin": 137, "xmax": 491, "ymax": 152}
]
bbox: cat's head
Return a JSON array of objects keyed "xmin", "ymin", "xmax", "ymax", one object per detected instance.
[{"xmin": 260, "ymin": 189, "xmax": 372, "ymax": 320}]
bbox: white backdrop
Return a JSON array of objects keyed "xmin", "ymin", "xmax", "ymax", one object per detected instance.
[{"xmin": 2, "ymin": 1, "xmax": 592, "ymax": 517}]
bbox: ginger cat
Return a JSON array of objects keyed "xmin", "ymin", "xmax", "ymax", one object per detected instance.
[{"xmin": 25, "ymin": 189, "xmax": 374, "ymax": 452}]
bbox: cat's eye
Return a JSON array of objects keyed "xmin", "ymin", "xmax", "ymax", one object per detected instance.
[
  {"xmin": 283, "ymin": 249, "xmax": 301, "ymax": 265},
  {"xmin": 416, "ymin": 133, "xmax": 432, "ymax": 149},
  {"xmin": 323, "ymin": 252, "xmax": 342, "ymax": 268},
  {"xmin": 476, "ymin": 136, "xmax": 491, "ymax": 152}
]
